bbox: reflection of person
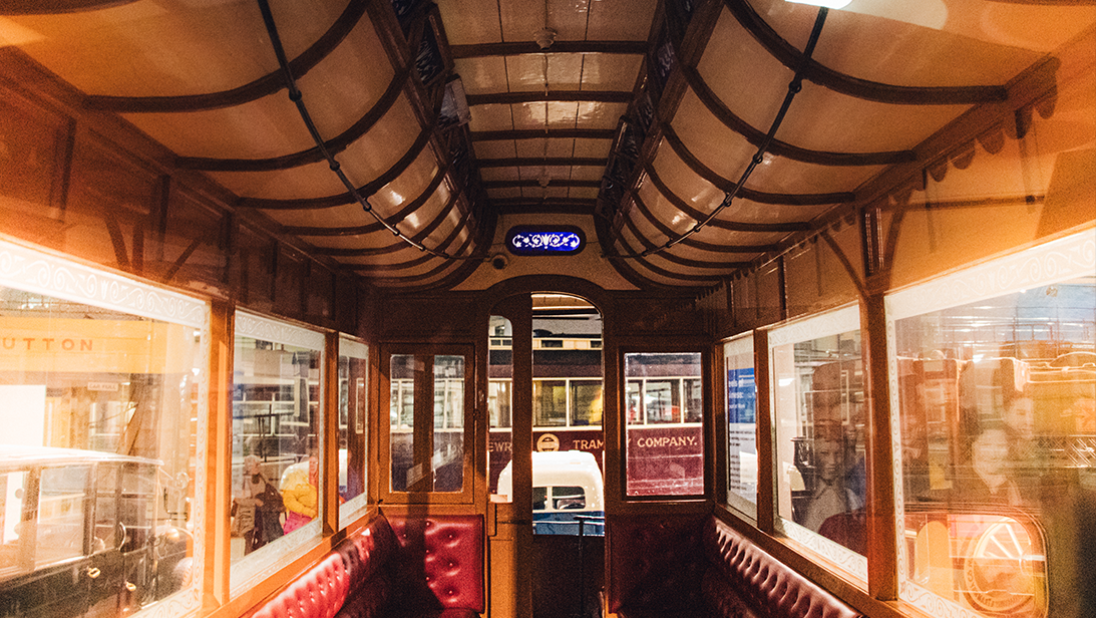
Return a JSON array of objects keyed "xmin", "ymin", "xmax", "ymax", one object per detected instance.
[
  {"xmin": 237, "ymin": 455, "xmax": 284, "ymax": 553},
  {"xmin": 1003, "ymin": 396, "xmax": 1036, "ymax": 456},
  {"xmin": 801, "ymin": 423, "xmax": 862, "ymax": 533},
  {"xmin": 282, "ymin": 456, "xmax": 318, "ymax": 534},
  {"xmin": 953, "ymin": 423, "xmax": 1023, "ymax": 506}
]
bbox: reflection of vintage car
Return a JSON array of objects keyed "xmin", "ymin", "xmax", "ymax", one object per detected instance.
[
  {"xmin": 0, "ymin": 446, "xmax": 190, "ymax": 618},
  {"xmin": 496, "ymin": 451, "xmax": 604, "ymax": 536}
]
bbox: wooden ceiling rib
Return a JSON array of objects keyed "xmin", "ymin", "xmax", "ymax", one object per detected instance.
[
  {"xmin": 237, "ymin": 126, "xmax": 435, "ymax": 210},
  {"xmin": 83, "ymin": 0, "xmax": 370, "ymax": 113},
  {"xmin": 678, "ymin": 66, "xmax": 916, "ymax": 167},
  {"xmin": 175, "ymin": 66, "xmax": 410, "ymax": 172},
  {"xmin": 657, "ymin": 128, "xmax": 855, "ymax": 205},
  {"xmin": 722, "ymin": 0, "xmax": 1009, "ymax": 105},
  {"xmin": 280, "ymin": 161, "xmax": 451, "ymax": 236}
]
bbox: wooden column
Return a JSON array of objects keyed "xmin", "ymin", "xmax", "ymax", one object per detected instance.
[
  {"xmin": 861, "ymin": 292, "xmax": 898, "ymax": 600},
  {"xmin": 321, "ymin": 331, "xmax": 340, "ymax": 535},
  {"xmin": 203, "ymin": 300, "xmax": 234, "ymax": 610},
  {"xmin": 753, "ymin": 328, "xmax": 775, "ymax": 535}
]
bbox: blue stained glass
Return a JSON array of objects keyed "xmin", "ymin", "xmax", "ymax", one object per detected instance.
[{"xmin": 507, "ymin": 229, "xmax": 584, "ymax": 255}]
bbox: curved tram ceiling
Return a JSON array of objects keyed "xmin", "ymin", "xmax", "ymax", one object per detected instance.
[{"xmin": 2, "ymin": 0, "xmax": 1092, "ymax": 291}]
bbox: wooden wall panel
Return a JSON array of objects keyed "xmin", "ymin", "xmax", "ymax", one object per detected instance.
[
  {"xmin": 160, "ymin": 187, "xmax": 231, "ymax": 292},
  {"xmin": 0, "ymin": 87, "xmax": 69, "ymax": 214},
  {"xmin": 63, "ymin": 132, "xmax": 159, "ymax": 271},
  {"xmin": 274, "ymin": 248, "xmax": 306, "ymax": 318},
  {"xmin": 755, "ymin": 261, "xmax": 783, "ymax": 327}
]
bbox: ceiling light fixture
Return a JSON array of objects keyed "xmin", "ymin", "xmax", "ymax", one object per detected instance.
[{"xmin": 535, "ymin": 26, "xmax": 556, "ymax": 49}]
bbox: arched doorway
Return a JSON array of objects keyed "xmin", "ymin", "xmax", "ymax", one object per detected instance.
[{"xmin": 486, "ymin": 292, "xmax": 604, "ymax": 618}]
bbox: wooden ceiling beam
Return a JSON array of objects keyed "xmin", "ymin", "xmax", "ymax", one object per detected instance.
[
  {"xmin": 478, "ymin": 157, "xmax": 607, "ymax": 168},
  {"xmin": 470, "ymin": 128, "xmax": 616, "ymax": 141},
  {"xmin": 465, "ymin": 90, "xmax": 632, "ymax": 105},
  {"xmin": 450, "ymin": 40, "xmax": 648, "ymax": 58}
]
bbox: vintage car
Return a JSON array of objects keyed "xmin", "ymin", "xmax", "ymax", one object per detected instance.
[{"xmin": 0, "ymin": 446, "xmax": 190, "ymax": 618}]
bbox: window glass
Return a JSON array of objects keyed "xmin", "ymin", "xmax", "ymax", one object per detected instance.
[
  {"xmin": 570, "ymin": 380, "xmax": 603, "ymax": 426},
  {"xmin": 231, "ymin": 313, "xmax": 323, "ymax": 589},
  {"xmin": 0, "ymin": 243, "xmax": 205, "ymax": 614},
  {"xmin": 338, "ymin": 337, "xmax": 368, "ymax": 527},
  {"xmin": 488, "ymin": 316, "xmax": 513, "ymax": 502},
  {"xmin": 771, "ymin": 306, "xmax": 866, "ymax": 580},
  {"xmin": 645, "ymin": 379, "xmax": 681, "ymax": 424},
  {"xmin": 389, "ymin": 354, "xmax": 416, "ymax": 492},
  {"xmin": 624, "ymin": 353, "xmax": 704, "ymax": 497},
  {"xmin": 533, "ymin": 380, "xmax": 567, "ymax": 427},
  {"xmin": 724, "ymin": 334, "xmax": 757, "ymax": 519},
  {"xmin": 551, "ymin": 487, "xmax": 586, "ymax": 510},
  {"xmin": 433, "ymin": 356, "xmax": 464, "ymax": 492},
  {"xmin": 35, "ymin": 466, "xmax": 88, "ymax": 568},
  {"xmin": 0, "ymin": 471, "xmax": 30, "ymax": 579},
  {"xmin": 889, "ymin": 232, "xmax": 1094, "ymax": 618},
  {"xmin": 388, "ymin": 354, "xmax": 466, "ymax": 494}
]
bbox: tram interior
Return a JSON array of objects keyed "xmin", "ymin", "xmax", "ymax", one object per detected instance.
[{"xmin": 0, "ymin": 0, "xmax": 1095, "ymax": 617}]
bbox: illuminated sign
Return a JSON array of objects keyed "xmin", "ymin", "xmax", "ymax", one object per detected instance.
[{"xmin": 506, "ymin": 226, "xmax": 585, "ymax": 256}]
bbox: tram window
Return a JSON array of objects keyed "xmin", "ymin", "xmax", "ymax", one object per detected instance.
[
  {"xmin": 35, "ymin": 466, "xmax": 89, "ymax": 568},
  {"xmin": 551, "ymin": 487, "xmax": 586, "ymax": 510},
  {"xmin": 0, "ymin": 472, "xmax": 30, "ymax": 578},
  {"xmin": 387, "ymin": 353, "xmax": 468, "ymax": 495},
  {"xmin": 0, "ymin": 251, "xmax": 205, "ymax": 615},
  {"xmin": 532, "ymin": 487, "xmax": 547, "ymax": 511},
  {"xmin": 771, "ymin": 306, "xmax": 867, "ymax": 579},
  {"xmin": 624, "ymin": 353, "xmax": 704, "ymax": 497},
  {"xmin": 231, "ymin": 314, "xmax": 324, "ymax": 587},
  {"xmin": 888, "ymin": 236, "xmax": 1094, "ymax": 618},
  {"xmin": 338, "ymin": 336, "xmax": 368, "ymax": 527},
  {"xmin": 533, "ymin": 380, "xmax": 567, "ymax": 427},
  {"xmin": 433, "ymin": 356, "xmax": 465, "ymax": 492},
  {"xmin": 570, "ymin": 380, "xmax": 603, "ymax": 426},
  {"xmin": 626, "ymin": 380, "xmax": 642, "ymax": 425},
  {"xmin": 645, "ymin": 379, "xmax": 681, "ymax": 423},
  {"xmin": 489, "ymin": 315, "xmax": 514, "ymax": 502},
  {"xmin": 724, "ymin": 334, "xmax": 758, "ymax": 519}
]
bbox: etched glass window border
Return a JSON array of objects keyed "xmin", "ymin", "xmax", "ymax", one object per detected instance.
[
  {"xmin": 230, "ymin": 311, "xmax": 326, "ymax": 595},
  {"xmin": 0, "ymin": 238, "xmax": 210, "ymax": 618},
  {"xmin": 723, "ymin": 333, "xmax": 758, "ymax": 521},
  {"xmin": 338, "ymin": 335, "xmax": 370, "ymax": 527},
  {"xmin": 886, "ymin": 229, "xmax": 1096, "ymax": 617},
  {"xmin": 505, "ymin": 225, "xmax": 585, "ymax": 256},
  {"xmin": 768, "ymin": 304, "xmax": 868, "ymax": 583}
]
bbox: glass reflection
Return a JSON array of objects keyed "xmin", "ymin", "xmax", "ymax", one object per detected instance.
[{"xmin": 895, "ymin": 276, "xmax": 1095, "ymax": 618}]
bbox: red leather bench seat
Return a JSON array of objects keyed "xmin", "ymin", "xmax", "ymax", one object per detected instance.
[
  {"xmin": 251, "ymin": 552, "xmax": 351, "ymax": 618},
  {"xmin": 609, "ymin": 514, "xmax": 864, "ymax": 618},
  {"xmin": 255, "ymin": 514, "xmax": 484, "ymax": 618}
]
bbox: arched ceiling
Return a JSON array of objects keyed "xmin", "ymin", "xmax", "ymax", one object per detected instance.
[{"xmin": 2, "ymin": 0, "xmax": 1093, "ymax": 292}]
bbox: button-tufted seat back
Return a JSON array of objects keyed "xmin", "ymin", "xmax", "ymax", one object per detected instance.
[
  {"xmin": 703, "ymin": 517, "xmax": 863, "ymax": 618},
  {"xmin": 252, "ymin": 552, "xmax": 351, "ymax": 618},
  {"xmin": 607, "ymin": 513, "xmax": 709, "ymax": 616},
  {"xmin": 387, "ymin": 515, "xmax": 485, "ymax": 616}
]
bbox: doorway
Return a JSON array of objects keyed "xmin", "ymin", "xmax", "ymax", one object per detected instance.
[{"xmin": 487, "ymin": 293, "xmax": 605, "ymax": 618}]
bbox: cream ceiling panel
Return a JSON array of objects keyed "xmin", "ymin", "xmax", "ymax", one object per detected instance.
[
  {"xmin": 454, "ymin": 57, "xmax": 509, "ymax": 94},
  {"xmin": 469, "ymin": 104, "xmax": 516, "ymax": 131},
  {"xmin": 8, "ymin": 0, "xmax": 341, "ymax": 95},
  {"xmin": 585, "ymin": 0, "xmax": 657, "ymax": 41},
  {"xmin": 437, "ymin": 0, "xmax": 503, "ymax": 44},
  {"xmin": 579, "ymin": 54, "xmax": 643, "ymax": 91}
]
